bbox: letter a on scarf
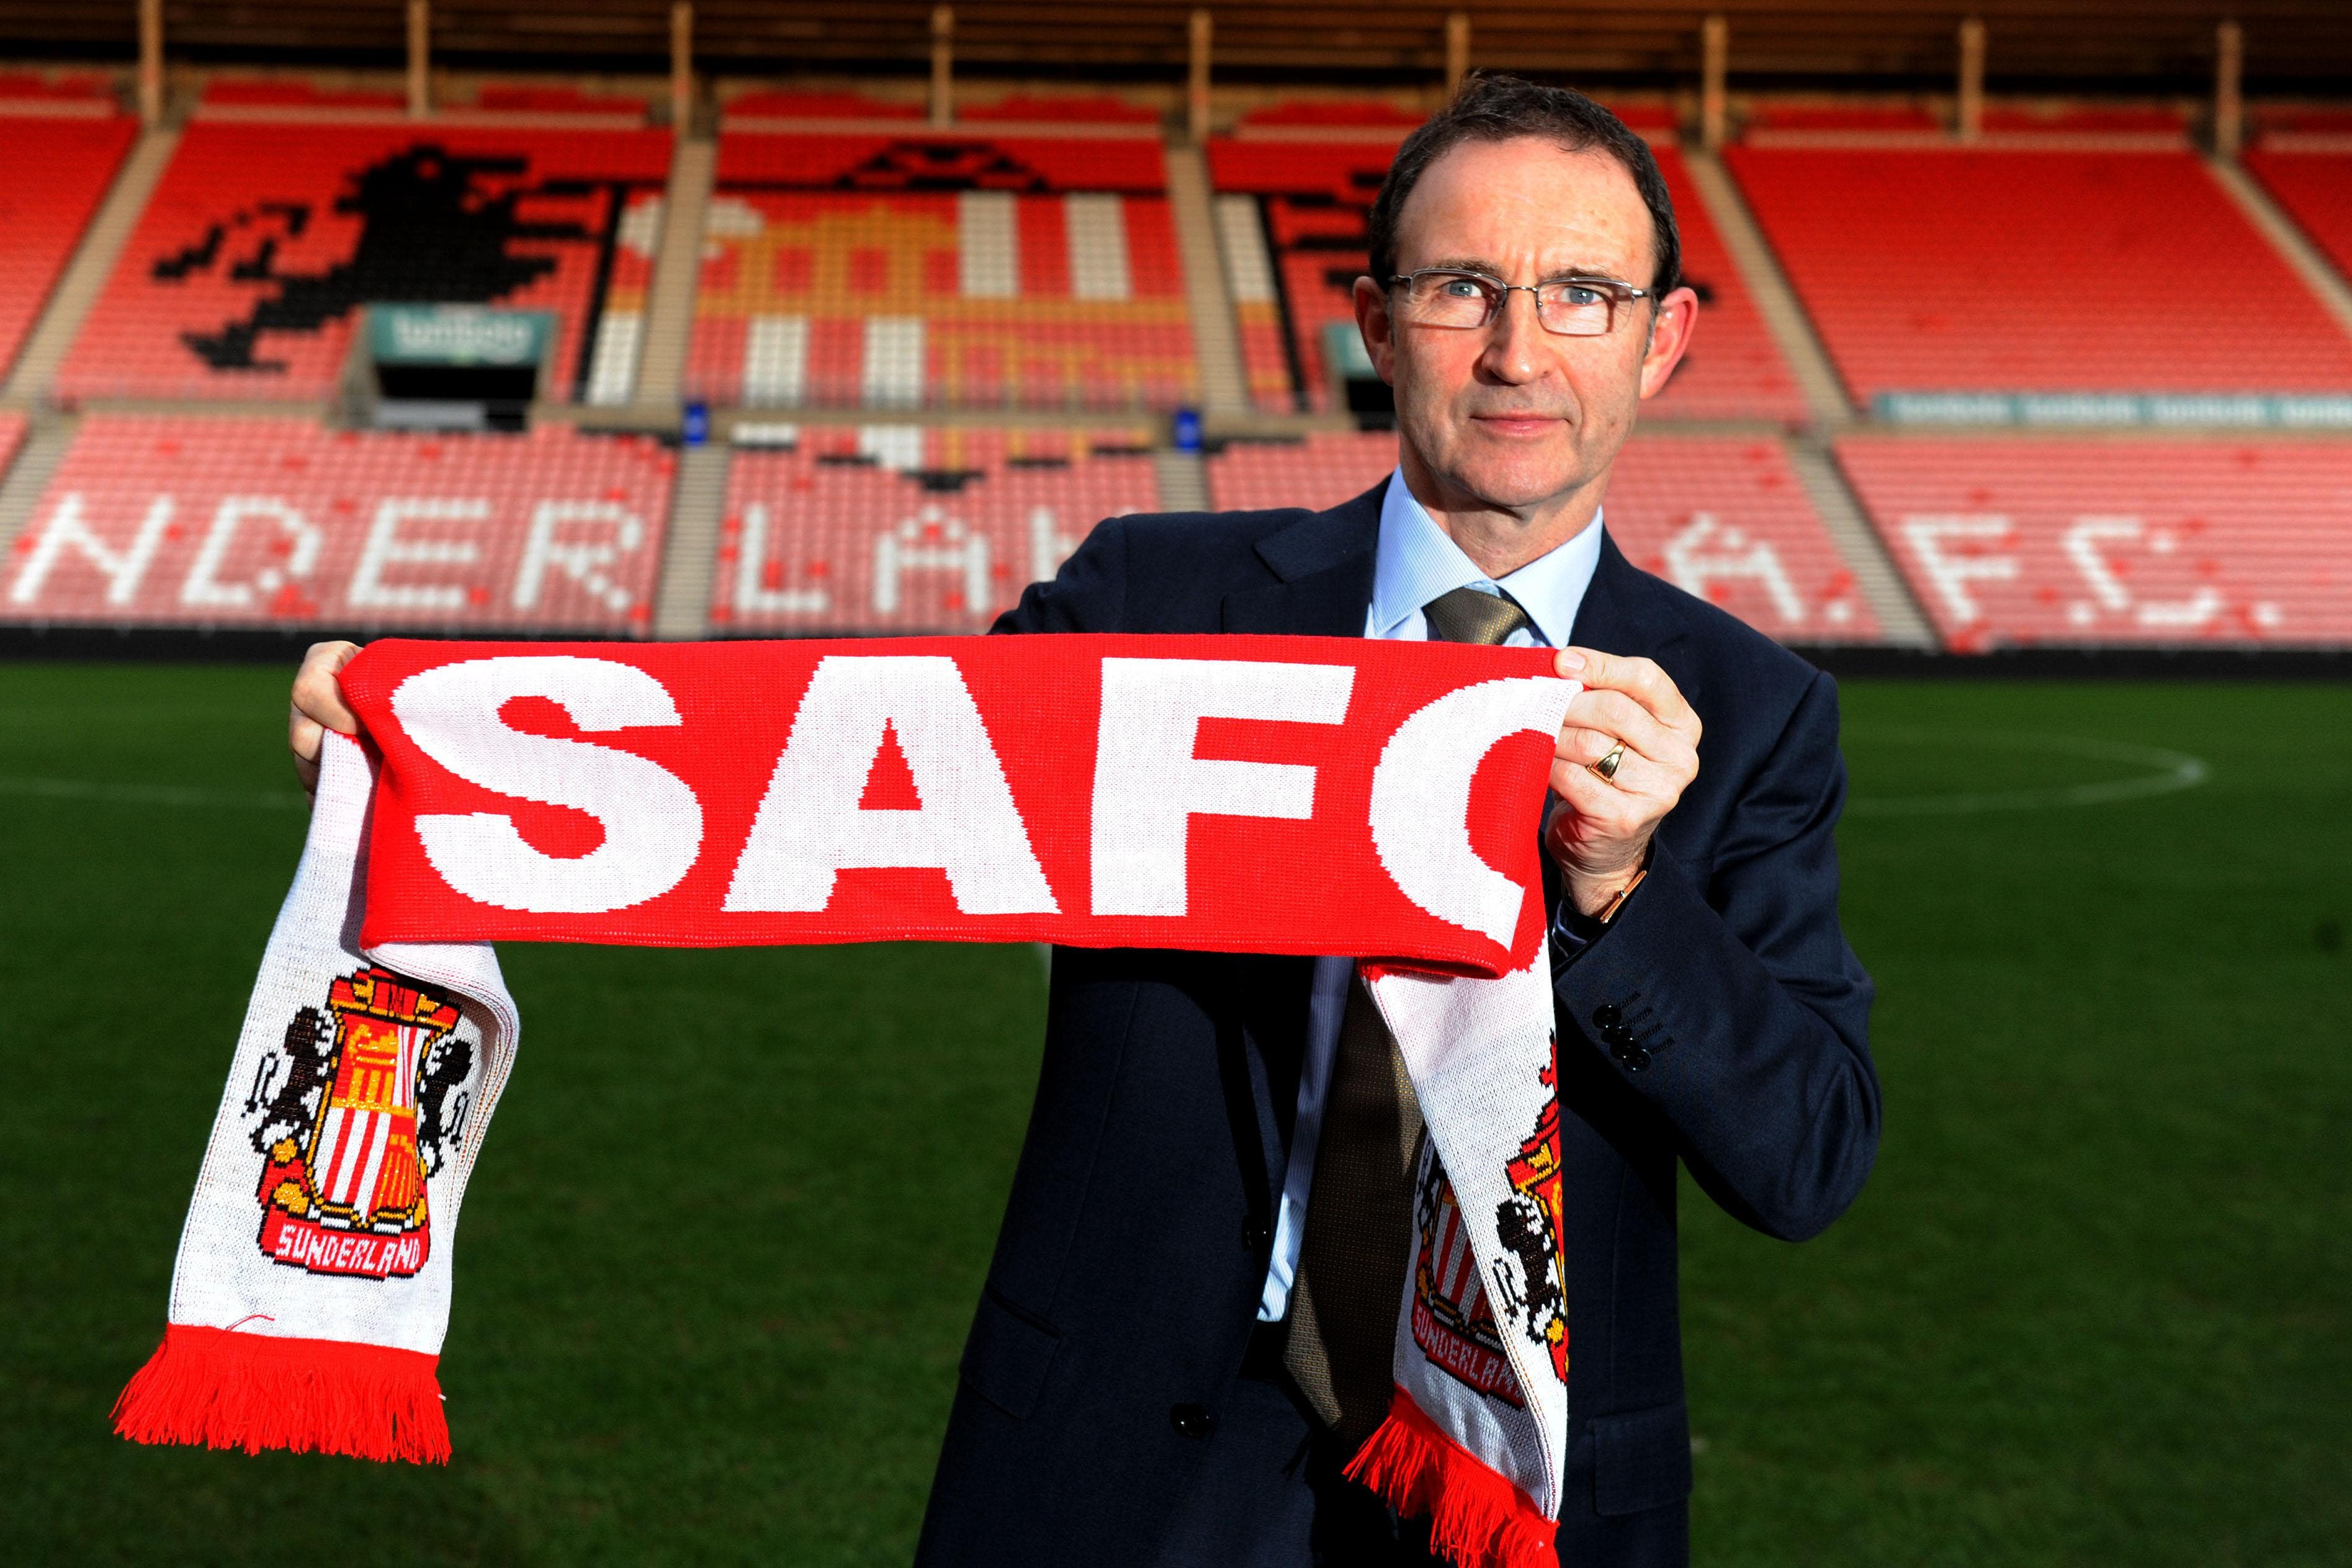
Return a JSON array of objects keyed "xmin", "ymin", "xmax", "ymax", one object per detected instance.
[{"xmin": 117, "ymin": 635, "xmax": 1582, "ymax": 1568}]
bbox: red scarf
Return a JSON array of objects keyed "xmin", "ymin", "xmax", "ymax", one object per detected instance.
[{"xmin": 117, "ymin": 635, "xmax": 1578, "ymax": 1568}]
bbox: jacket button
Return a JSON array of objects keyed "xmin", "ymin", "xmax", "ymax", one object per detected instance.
[
  {"xmin": 1170, "ymin": 1403, "xmax": 1216, "ymax": 1440},
  {"xmin": 1621, "ymin": 1045, "xmax": 1652, "ymax": 1073},
  {"xmin": 1592, "ymin": 1003, "xmax": 1622, "ymax": 1030}
]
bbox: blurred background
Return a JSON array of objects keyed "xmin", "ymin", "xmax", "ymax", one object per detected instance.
[{"xmin": 0, "ymin": 2, "xmax": 2345, "ymax": 1563}]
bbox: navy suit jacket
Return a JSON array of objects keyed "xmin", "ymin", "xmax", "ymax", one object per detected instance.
[{"xmin": 915, "ymin": 481, "xmax": 1879, "ymax": 1564}]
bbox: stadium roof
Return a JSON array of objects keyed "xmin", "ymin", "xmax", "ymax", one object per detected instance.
[{"xmin": 1, "ymin": 1, "xmax": 2348, "ymax": 92}]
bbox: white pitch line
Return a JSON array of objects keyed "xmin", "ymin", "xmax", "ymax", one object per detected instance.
[
  {"xmin": 0, "ymin": 775, "xmax": 308, "ymax": 810},
  {"xmin": 1843, "ymin": 730, "xmax": 2211, "ymax": 818}
]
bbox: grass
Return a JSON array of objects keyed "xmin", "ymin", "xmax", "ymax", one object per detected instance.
[{"xmin": 1, "ymin": 663, "xmax": 2346, "ymax": 1566}]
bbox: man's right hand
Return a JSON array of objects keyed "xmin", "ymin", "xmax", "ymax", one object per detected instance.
[{"xmin": 290, "ymin": 640, "xmax": 364, "ymax": 795}]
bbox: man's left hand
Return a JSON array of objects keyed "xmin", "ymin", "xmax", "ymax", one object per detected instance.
[{"xmin": 1546, "ymin": 647, "xmax": 1702, "ymax": 917}]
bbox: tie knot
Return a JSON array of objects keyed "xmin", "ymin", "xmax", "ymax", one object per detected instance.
[{"xmin": 1422, "ymin": 585, "xmax": 1533, "ymax": 647}]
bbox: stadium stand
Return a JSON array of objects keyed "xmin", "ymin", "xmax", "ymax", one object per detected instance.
[
  {"xmin": 1978, "ymin": 104, "xmax": 2186, "ymax": 135},
  {"xmin": 1234, "ymin": 100, "xmax": 1426, "ymax": 131},
  {"xmin": 1725, "ymin": 145, "xmax": 2352, "ymax": 406},
  {"xmin": 197, "ymin": 79, "xmax": 407, "ymax": 112},
  {"xmin": 53, "ymin": 121, "xmax": 672, "ymax": 403},
  {"xmin": 0, "ymin": 99, "xmax": 136, "ymax": 382},
  {"xmin": 711, "ymin": 423, "xmax": 1159, "ymax": 634},
  {"xmin": 689, "ymin": 129, "xmax": 1196, "ymax": 411},
  {"xmin": 0, "ymin": 411, "xmax": 27, "ymax": 475},
  {"xmin": 1208, "ymin": 429, "xmax": 1883, "ymax": 641},
  {"xmin": 1741, "ymin": 103, "xmax": 1946, "ymax": 137},
  {"xmin": 1834, "ymin": 434, "xmax": 2352, "ymax": 648},
  {"xmin": 962, "ymin": 96, "xmax": 1162, "ymax": 125},
  {"xmin": 2245, "ymin": 147, "xmax": 2352, "ymax": 287},
  {"xmin": 724, "ymin": 91, "xmax": 925, "ymax": 124},
  {"xmin": 2, "ymin": 415, "xmax": 672, "ymax": 632},
  {"xmin": 0, "ymin": 71, "xmax": 116, "ymax": 107},
  {"xmin": 1206, "ymin": 131, "xmax": 1807, "ymax": 421}
]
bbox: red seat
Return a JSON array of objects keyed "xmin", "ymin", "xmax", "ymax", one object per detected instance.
[
  {"xmin": 1206, "ymin": 430, "xmax": 1884, "ymax": 643},
  {"xmin": 1836, "ymin": 434, "xmax": 2352, "ymax": 648},
  {"xmin": 0, "ymin": 114, "xmax": 137, "ymax": 381},
  {"xmin": 711, "ymin": 426, "xmax": 1161, "ymax": 634},
  {"xmin": 2, "ymin": 415, "xmax": 673, "ymax": 633},
  {"xmin": 56, "ymin": 122, "xmax": 672, "ymax": 403},
  {"xmin": 1726, "ymin": 146, "xmax": 2352, "ymax": 400},
  {"xmin": 2246, "ymin": 150, "xmax": 2352, "ymax": 291}
]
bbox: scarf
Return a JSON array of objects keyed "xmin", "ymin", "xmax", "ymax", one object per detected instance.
[{"xmin": 115, "ymin": 634, "xmax": 1580, "ymax": 1568}]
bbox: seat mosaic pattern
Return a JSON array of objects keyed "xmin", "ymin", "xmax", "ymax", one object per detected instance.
[
  {"xmin": 1207, "ymin": 430, "xmax": 1882, "ymax": 642},
  {"xmin": 1836, "ymin": 435, "xmax": 2352, "ymax": 649},
  {"xmin": 56, "ymin": 123, "xmax": 671, "ymax": 402},
  {"xmin": 2, "ymin": 416, "xmax": 672, "ymax": 633},
  {"xmin": 712, "ymin": 424, "xmax": 1160, "ymax": 634},
  {"xmin": 1205, "ymin": 140, "xmax": 1806, "ymax": 421},
  {"xmin": 0, "ymin": 114, "xmax": 137, "ymax": 380},
  {"xmin": 688, "ymin": 133, "xmax": 1196, "ymax": 411},
  {"xmin": 1725, "ymin": 146, "xmax": 2352, "ymax": 402}
]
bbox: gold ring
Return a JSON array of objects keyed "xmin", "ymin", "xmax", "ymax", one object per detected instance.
[{"xmin": 1592, "ymin": 743, "xmax": 1627, "ymax": 782}]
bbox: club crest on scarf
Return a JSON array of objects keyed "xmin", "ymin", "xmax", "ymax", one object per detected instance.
[
  {"xmin": 1493, "ymin": 1052, "xmax": 1569, "ymax": 1387},
  {"xmin": 1409, "ymin": 1049, "xmax": 1572, "ymax": 1404},
  {"xmin": 1411, "ymin": 1147, "xmax": 1524, "ymax": 1407},
  {"xmin": 245, "ymin": 966, "xmax": 473, "ymax": 1279}
]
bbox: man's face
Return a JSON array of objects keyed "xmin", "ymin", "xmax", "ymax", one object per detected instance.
[{"xmin": 1354, "ymin": 137, "xmax": 1697, "ymax": 521}]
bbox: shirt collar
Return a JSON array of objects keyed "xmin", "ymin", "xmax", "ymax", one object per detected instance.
[{"xmin": 1368, "ymin": 466, "xmax": 1605, "ymax": 647}]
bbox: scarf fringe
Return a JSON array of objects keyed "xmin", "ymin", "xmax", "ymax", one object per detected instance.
[
  {"xmin": 112, "ymin": 1324, "xmax": 451, "ymax": 1464},
  {"xmin": 1345, "ymin": 1386, "xmax": 1558, "ymax": 1568}
]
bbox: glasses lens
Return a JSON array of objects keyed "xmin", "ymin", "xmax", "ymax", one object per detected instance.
[
  {"xmin": 1536, "ymin": 282, "xmax": 1614, "ymax": 337},
  {"xmin": 1403, "ymin": 272, "xmax": 1497, "ymax": 328}
]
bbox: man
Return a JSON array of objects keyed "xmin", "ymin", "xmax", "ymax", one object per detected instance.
[{"xmin": 289, "ymin": 76, "xmax": 1877, "ymax": 1568}]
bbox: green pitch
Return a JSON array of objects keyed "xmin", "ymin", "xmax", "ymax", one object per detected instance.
[{"xmin": 2, "ymin": 662, "xmax": 2346, "ymax": 1566}]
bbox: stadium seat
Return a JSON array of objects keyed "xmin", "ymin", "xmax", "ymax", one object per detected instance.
[
  {"xmin": 0, "ymin": 112, "xmax": 137, "ymax": 382},
  {"xmin": 1206, "ymin": 138, "xmax": 1807, "ymax": 421},
  {"xmin": 1835, "ymin": 434, "xmax": 2352, "ymax": 648},
  {"xmin": 2245, "ymin": 150, "xmax": 2352, "ymax": 289},
  {"xmin": 1, "ymin": 415, "xmax": 673, "ymax": 632},
  {"xmin": 199, "ymin": 79, "xmax": 408, "ymax": 112},
  {"xmin": 1724, "ymin": 146, "xmax": 2352, "ymax": 401},
  {"xmin": 1207, "ymin": 430, "xmax": 1883, "ymax": 642},
  {"xmin": 1978, "ymin": 104, "xmax": 2185, "ymax": 135},
  {"xmin": 0, "ymin": 411, "xmax": 27, "ymax": 477},
  {"xmin": 711, "ymin": 424, "xmax": 1160, "ymax": 634},
  {"xmin": 689, "ymin": 133, "xmax": 1196, "ymax": 411},
  {"xmin": 725, "ymin": 91, "xmax": 926, "ymax": 123},
  {"xmin": 961, "ymin": 96, "xmax": 1162, "ymax": 125},
  {"xmin": 1741, "ymin": 104, "xmax": 1945, "ymax": 134},
  {"xmin": 1235, "ymin": 99, "xmax": 1427, "ymax": 131},
  {"xmin": 55, "ymin": 122, "xmax": 672, "ymax": 403}
]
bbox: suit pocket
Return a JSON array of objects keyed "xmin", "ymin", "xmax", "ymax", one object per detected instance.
[
  {"xmin": 959, "ymin": 1290, "xmax": 1062, "ymax": 1420},
  {"xmin": 1589, "ymin": 1402, "xmax": 1694, "ymax": 1517}
]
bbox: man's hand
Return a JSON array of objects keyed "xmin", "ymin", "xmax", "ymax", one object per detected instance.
[
  {"xmin": 289, "ymin": 640, "xmax": 364, "ymax": 796},
  {"xmin": 1546, "ymin": 647, "xmax": 1702, "ymax": 916}
]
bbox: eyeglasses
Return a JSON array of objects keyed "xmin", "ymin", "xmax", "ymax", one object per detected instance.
[{"xmin": 1385, "ymin": 268, "xmax": 1653, "ymax": 337}]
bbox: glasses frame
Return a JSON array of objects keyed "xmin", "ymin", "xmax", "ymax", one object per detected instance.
[{"xmin": 1383, "ymin": 267, "xmax": 1655, "ymax": 338}]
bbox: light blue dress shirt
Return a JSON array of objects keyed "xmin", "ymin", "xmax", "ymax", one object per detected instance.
[{"xmin": 1257, "ymin": 467, "xmax": 1605, "ymax": 1320}]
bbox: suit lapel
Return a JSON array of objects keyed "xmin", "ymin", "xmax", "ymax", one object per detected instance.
[
  {"xmin": 1569, "ymin": 531, "xmax": 1689, "ymax": 666},
  {"xmin": 1219, "ymin": 481, "xmax": 1384, "ymax": 636}
]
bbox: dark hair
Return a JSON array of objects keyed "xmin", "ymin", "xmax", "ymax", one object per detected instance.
[{"xmin": 1367, "ymin": 73, "xmax": 1682, "ymax": 300}]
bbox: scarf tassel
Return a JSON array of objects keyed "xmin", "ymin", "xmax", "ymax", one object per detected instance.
[
  {"xmin": 1345, "ymin": 1386, "xmax": 1558, "ymax": 1568},
  {"xmin": 112, "ymin": 1324, "xmax": 450, "ymax": 1464}
]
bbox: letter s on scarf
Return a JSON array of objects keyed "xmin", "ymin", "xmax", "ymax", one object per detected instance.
[{"xmin": 389, "ymin": 655, "xmax": 703, "ymax": 913}]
